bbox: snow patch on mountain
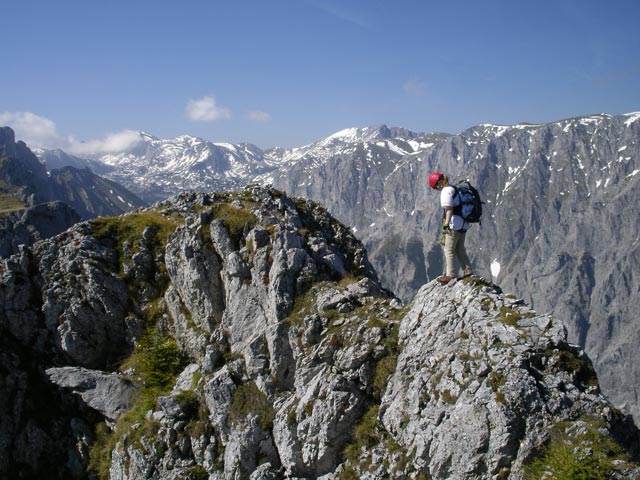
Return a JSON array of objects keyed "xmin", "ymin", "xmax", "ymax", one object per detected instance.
[{"xmin": 623, "ymin": 111, "xmax": 640, "ymax": 126}]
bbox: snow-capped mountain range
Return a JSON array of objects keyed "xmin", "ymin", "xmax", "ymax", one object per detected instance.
[
  {"xmin": 36, "ymin": 125, "xmax": 449, "ymax": 203},
  {"xmin": 36, "ymin": 113, "xmax": 640, "ymax": 211}
]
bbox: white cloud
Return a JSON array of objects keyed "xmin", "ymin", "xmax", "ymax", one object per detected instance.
[
  {"xmin": 0, "ymin": 111, "xmax": 70, "ymax": 150},
  {"xmin": 403, "ymin": 78, "xmax": 427, "ymax": 96},
  {"xmin": 69, "ymin": 130, "xmax": 143, "ymax": 155},
  {"xmin": 248, "ymin": 111, "xmax": 271, "ymax": 122},
  {"xmin": 306, "ymin": 0, "xmax": 369, "ymax": 28},
  {"xmin": 0, "ymin": 111, "xmax": 143, "ymax": 155},
  {"xmin": 186, "ymin": 96, "xmax": 232, "ymax": 122}
]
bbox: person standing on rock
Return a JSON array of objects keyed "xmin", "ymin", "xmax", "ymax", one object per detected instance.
[{"xmin": 428, "ymin": 171, "xmax": 473, "ymax": 283}]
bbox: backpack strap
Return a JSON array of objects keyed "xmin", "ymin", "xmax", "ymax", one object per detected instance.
[{"xmin": 452, "ymin": 184, "xmax": 462, "ymax": 217}]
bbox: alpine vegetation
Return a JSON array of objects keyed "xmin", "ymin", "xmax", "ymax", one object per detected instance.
[{"xmin": 0, "ymin": 186, "xmax": 638, "ymax": 479}]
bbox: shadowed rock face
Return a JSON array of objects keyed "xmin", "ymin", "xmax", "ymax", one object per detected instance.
[
  {"xmin": 0, "ymin": 185, "xmax": 638, "ymax": 479},
  {"xmin": 0, "ymin": 201, "xmax": 81, "ymax": 257}
]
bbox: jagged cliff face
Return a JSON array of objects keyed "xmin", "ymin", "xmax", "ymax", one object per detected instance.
[
  {"xmin": 1, "ymin": 186, "xmax": 638, "ymax": 479},
  {"xmin": 264, "ymin": 128, "xmax": 450, "ymax": 232}
]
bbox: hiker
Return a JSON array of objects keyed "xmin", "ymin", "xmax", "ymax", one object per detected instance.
[{"xmin": 428, "ymin": 171, "xmax": 473, "ymax": 283}]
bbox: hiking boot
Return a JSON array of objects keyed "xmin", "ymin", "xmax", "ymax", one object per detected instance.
[{"xmin": 437, "ymin": 275, "xmax": 454, "ymax": 284}]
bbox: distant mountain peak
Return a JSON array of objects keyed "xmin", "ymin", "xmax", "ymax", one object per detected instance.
[
  {"xmin": 139, "ymin": 131, "xmax": 156, "ymax": 141},
  {"xmin": 323, "ymin": 125, "xmax": 418, "ymax": 145},
  {"xmin": 623, "ymin": 111, "xmax": 640, "ymax": 125}
]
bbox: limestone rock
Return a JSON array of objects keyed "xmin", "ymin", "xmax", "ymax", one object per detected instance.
[{"xmin": 46, "ymin": 366, "xmax": 138, "ymax": 421}]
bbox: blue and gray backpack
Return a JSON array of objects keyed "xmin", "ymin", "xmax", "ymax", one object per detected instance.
[{"xmin": 453, "ymin": 180, "xmax": 483, "ymax": 224}]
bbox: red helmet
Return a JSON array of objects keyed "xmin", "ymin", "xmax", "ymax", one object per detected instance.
[{"xmin": 428, "ymin": 171, "xmax": 443, "ymax": 189}]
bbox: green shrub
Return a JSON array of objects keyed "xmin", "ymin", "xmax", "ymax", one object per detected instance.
[
  {"xmin": 480, "ymin": 298, "xmax": 494, "ymax": 311},
  {"xmin": 498, "ymin": 306, "xmax": 534, "ymax": 326},
  {"xmin": 344, "ymin": 405, "xmax": 381, "ymax": 461},
  {"xmin": 488, "ymin": 371, "xmax": 506, "ymax": 392},
  {"xmin": 545, "ymin": 347, "xmax": 598, "ymax": 387},
  {"xmin": 88, "ymin": 421, "xmax": 114, "ymax": 480},
  {"xmin": 373, "ymin": 355, "xmax": 397, "ymax": 400},
  {"xmin": 228, "ymin": 381, "xmax": 274, "ymax": 431},
  {"xmin": 185, "ymin": 395, "xmax": 211, "ymax": 439},
  {"xmin": 441, "ymin": 389, "xmax": 457, "ymax": 404},
  {"xmin": 179, "ymin": 464, "xmax": 209, "ymax": 480},
  {"xmin": 462, "ymin": 275, "xmax": 495, "ymax": 289},
  {"xmin": 175, "ymin": 390, "xmax": 200, "ymax": 420},
  {"xmin": 372, "ymin": 321, "xmax": 401, "ymax": 400},
  {"xmin": 525, "ymin": 416, "xmax": 633, "ymax": 480},
  {"xmin": 487, "ymin": 370, "xmax": 508, "ymax": 404},
  {"xmin": 283, "ymin": 287, "xmax": 317, "ymax": 327},
  {"xmin": 89, "ymin": 328, "xmax": 186, "ymax": 479},
  {"xmin": 122, "ymin": 328, "xmax": 186, "ymax": 390},
  {"xmin": 529, "ymin": 441, "xmax": 609, "ymax": 479},
  {"xmin": 286, "ymin": 408, "xmax": 297, "ymax": 426},
  {"xmin": 303, "ymin": 400, "xmax": 314, "ymax": 417},
  {"xmin": 210, "ymin": 203, "xmax": 257, "ymax": 245}
]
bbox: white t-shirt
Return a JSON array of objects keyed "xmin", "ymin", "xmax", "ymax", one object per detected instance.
[{"xmin": 440, "ymin": 185, "xmax": 471, "ymax": 231}]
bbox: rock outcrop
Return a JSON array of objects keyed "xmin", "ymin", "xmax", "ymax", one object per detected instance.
[
  {"xmin": 0, "ymin": 186, "xmax": 638, "ymax": 479},
  {"xmin": 46, "ymin": 367, "xmax": 139, "ymax": 421},
  {"xmin": 0, "ymin": 126, "xmax": 53, "ymax": 203},
  {"xmin": 376, "ymin": 280, "xmax": 639, "ymax": 479}
]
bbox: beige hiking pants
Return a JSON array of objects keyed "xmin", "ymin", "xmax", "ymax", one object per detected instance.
[{"xmin": 443, "ymin": 229, "xmax": 472, "ymax": 277}]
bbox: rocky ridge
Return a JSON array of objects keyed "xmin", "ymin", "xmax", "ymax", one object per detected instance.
[{"xmin": 0, "ymin": 186, "xmax": 638, "ymax": 479}]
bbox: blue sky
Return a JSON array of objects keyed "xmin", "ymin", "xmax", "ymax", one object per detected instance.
[{"xmin": 2, "ymin": 0, "xmax": 639, "ymax": 152}]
